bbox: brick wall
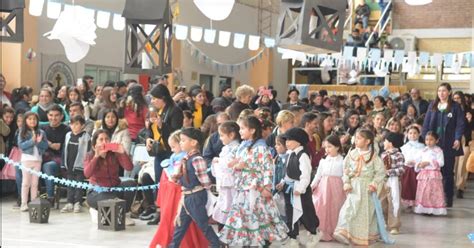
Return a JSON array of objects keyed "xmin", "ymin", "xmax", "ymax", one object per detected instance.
[{"xmin": 392, "ymin": 0, "xmax": 473, "ymax": 29}]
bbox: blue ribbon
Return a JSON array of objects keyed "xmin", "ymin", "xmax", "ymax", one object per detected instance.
[
  {"xmin": 285, "ymin": 181, "xmax": 295, "ymax": 206},
  {"xmin": 1, "ymin": 156, "xmax": 160, "ymax": 192},
  {"xmin": 371, "ymin": 192, "xmax": 395, "ymax": 244}
]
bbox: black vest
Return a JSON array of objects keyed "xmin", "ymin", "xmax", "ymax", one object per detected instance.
[{"xmin": 286, "ymin": 150, "xmax": 306, "ymax": 180}]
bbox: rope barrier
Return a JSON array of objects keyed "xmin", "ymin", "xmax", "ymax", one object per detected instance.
[{"xmin": 1, "ymin": 156, "xmax": 159, "ymax": 193}]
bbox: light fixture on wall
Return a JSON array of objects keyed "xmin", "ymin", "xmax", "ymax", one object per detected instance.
[
  {"xmin": 29, "ymin": 0, "xmax": 44, "ymax": 16},
  {"xmin": 193, "ymin": 0, "xmax": 235, "ymax": 21},
  {"xmin": 405, "ymin": 0, "xmax": 432, "ymax": 6},
  {"xmin": 46, "ymin": 0, "xmax": 61, "ymax": 19}
]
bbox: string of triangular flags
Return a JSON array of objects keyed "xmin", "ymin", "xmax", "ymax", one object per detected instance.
[
  {"xmin": 280, "ymin": 46, "xmax": 473, "ymax": 77},
  {"xmin": 184, "ymin": 39, "xmax": 266, "ymax": 74}
]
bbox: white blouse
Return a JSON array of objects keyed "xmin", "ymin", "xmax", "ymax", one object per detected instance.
[
  {"xmin": 400, "ymin": 141, "xmax": 425, "ymax": 167},
  {"xmin": 310, "ymin": 154, "xmax": 344, "ymax": 188}
]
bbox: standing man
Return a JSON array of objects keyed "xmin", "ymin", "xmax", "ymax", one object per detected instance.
[{"xmin": 402, "ymin": 88, "xmax": 430, "ymax": 116}]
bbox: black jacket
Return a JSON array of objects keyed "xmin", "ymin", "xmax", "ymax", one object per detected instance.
[
  {"xmin": 402, "ymin": 98, "xmax": 430, "ymax": 116},
  {"xmin": 150, "ymin": 103, "xmax": 183, "ymax": 150}
]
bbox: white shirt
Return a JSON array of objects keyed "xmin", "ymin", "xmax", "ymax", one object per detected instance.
[
  {"xmin": 21, "ymin": 146, "xmax": 42, "ymax": 162},
  {"xmin": 1, "ymin": 94, "xmax": 11, "ymax": 107},
  {"xmin": 400, "ymin": 141, "xmax": 425, "ymax": 167},
  {"xmin": 284, "ymin": 146, "xmax": 312, "ymax": 194},
  {"xmin": 310, "ymin": 154, "xmax": 344, "ymax": 188}
]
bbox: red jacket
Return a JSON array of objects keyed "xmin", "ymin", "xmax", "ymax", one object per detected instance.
[
  {"xmin": 124, "ymin": 106, "xmax": 148, "ymax": 140},
  {"xmin": 84, "ymin": 152, "xmax": 133, "ymax": 187}
]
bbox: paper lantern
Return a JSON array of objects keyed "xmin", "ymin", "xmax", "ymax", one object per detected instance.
[
  {"xmin": 44, "ymin": 5, "xmax": 97, "ymax": 63},
  {"xmin": 405, "ymin": 0, "xmax": 432, "ymax": 5},
  {"xmin": 190, "ymin": 26, "xmax": 203, "ymax": 42},
  {"xmin": 218, "ymin": 31, "xmax": 231, "ymax": 47},
  {"xmin": 193, "ymin": 0, "xmax": 235, "ymax": 21},
  {"xmin": 96, "ymin": 11, "xmax": 111, "ymax": 29},
  {"xmin": 46, "ymin": 0, "xmax": 61, "ymax": 19},
  {"xmin": 233, "ymin": 33, "xmax": 245, "ymax": 49},
  {"xmin": 248, "ymin": 35, "xmax": 260, "ymax": 51},
  {"xmin": 98, "ymin": 199, "xmax": 126, "ymax": 231},
  {"xmin": 175, "ymin": 24, "xmax": 188, "ymax": 40},
  {"xmin": 204, "ymin": 29, "xmax": 216, "ymax": 44},
  {"xmin": 0, "ymin": 0, "xmax": 25, "ymax": 42},
  {"xmin": 112, "ymin": 14, "xmax": 125, "ymax": 31},
  {"xmin": 29, "ymin": 0, "xmax": 44, "ymax": 16}
]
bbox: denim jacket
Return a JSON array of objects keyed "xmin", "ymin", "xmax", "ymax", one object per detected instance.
[{"xmin": 17, "ymin": 129, "xmax": 48, "ymax": 155}]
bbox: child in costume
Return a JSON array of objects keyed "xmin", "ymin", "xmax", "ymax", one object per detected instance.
[
  {"xmin": 211, "ymin": 121, "xmax": 240, "ymax": 229},
  {"xmin": 333, "ymin": 128, "xmax": 386, "ymax": 246},
  {"xmin": 400, "ymin": 125, "xmax": 424, "ymax": 208},
  {"xmin": 282, "ymin": 127, "xmax": 321, "ymax": 247},
  {"xmin": 167, "ymin": 128, "xmax": 220, "ymax": 248},
  {"xmin": 311, "ymin": 134, "xmax": 345, "ymax": 241},
  {"xmin": 219, "ymin": 116, "xmax": 288, "ymax": 247},
  {"xmin": 380, "ymin": 132, "xmax": 405, "ymax": 235},
  {"xmin": 414, "ymin": 131, "xmax": 447, "ymax": 215}
]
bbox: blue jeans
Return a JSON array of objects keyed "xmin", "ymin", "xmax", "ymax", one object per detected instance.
[
  {"xmin": 168, "ymin": 191, "xmax": 220, "ymax": 248},
  {"xmin": 42, "ymin": 161, "xmax": 59, "ymax": 197},
  {"xmin": 15, "ymin": 165, "xmax": 23, "ymax": 198}
]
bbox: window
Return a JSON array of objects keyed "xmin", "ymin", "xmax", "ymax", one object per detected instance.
[
  {"xmin": 84, "ymin": 65, "xmax": 122, "ymax": 85},
  {"xmin": 199, "ymin": 74, "xmax": 213, "ymax": 92}
]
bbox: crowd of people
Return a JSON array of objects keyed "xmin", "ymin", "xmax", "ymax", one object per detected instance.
[{"xmin": 0, "ymin": 71, "xmax": 472, "ymax": 247}]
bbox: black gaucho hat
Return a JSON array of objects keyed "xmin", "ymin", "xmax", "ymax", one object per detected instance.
[{"xmin": 282, "ymin": 127, "xmax": 309, "ymax": 146}]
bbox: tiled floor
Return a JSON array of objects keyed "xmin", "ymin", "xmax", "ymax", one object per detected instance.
[{"xmin": 2, "ymin": 182, "xmax": 473, "ymax": 248}]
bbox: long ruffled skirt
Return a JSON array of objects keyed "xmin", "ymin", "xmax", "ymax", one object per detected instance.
[
  {"xmin": 219, "ymin": 189, "xmax": 288, "ymax": 246},
  {"xmin": 313, "ymin": 176, "xmax": 346, "ymax": 241}
]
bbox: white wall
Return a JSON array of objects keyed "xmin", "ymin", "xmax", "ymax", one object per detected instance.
[
  {"xmin": 34, "ymin": 0, "xmax": 289, "ymax": 97},
  {"xmin": 36, "ymin": 0, "xmax": 127, "ymax": 86}
]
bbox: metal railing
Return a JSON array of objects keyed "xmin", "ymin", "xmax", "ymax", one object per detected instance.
[{"xmin": 365, "ymin": 0, "xmax": 392, "ymax": 48}]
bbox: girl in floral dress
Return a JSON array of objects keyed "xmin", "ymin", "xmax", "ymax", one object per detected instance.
[
  {"xmin": 414, "ymin": 131, "xmax": 447, "ymax": 215},
  {"xmin": 219, "ymin": 116, "xmax": 288, "ymax": 246},
  {"xmin": 333, "ymin": 129, "xmax": 386, "ymax": 246}
]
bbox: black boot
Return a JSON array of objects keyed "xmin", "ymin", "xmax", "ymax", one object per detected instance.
[
  {"xmin": 457, "ymin": 190, "xmax": 464, "ymax": 199},
  {"xmin": 446, "ymin": 198, "xmax": 453, "ymax": 208},
  {"xmin": 147, "ymin": 213, "xmax": 160, "ymax": 225}
]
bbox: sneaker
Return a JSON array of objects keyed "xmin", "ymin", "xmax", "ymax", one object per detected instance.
[
  {"xmin": 73, "ymin": 202, "xmax": 82, "ymax": 213},
  {"xmin": 90, "ymin": 208, "xmax": 98, "ymax": 224},
  {"xmin": 390, "ymin": 229, "xmax": 399, "ymax": 235},
  {"xmin": 306, "ymin": 232, "xmax": 322, "ymax": 246},
  {"xmin": 61, "ymin": 203, "xmax": 73, "ymax": 213},
  {"xmin": 147, "ymin": 214, "xmax": 160, "ymax": 225},
  {"xmin": 125, "ymin": 216, "xmax": 135, "ymax": 226},
  {"xmin": 139, "ymin": 207, "xmax": 157, "ymax": 220},
  {"xmin": 20, "ymin": 204, "xmax": 29, "ymax": 212},
  {"xmin": 287, "ymin": 238, "xmax": 299, "ymax": 248}
]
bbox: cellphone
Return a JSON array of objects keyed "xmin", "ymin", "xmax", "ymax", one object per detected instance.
[
  {"xmin": 104, "ymin": 143, "xmax": 119, "ymax": 152},
  {"xmin": 178, "ymin": 86, "xmax": 186, "ymax": 93}
]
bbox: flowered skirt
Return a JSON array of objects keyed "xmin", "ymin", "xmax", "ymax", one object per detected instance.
[
  {"xmin": 414, "ymin": 170, "xmax": 447, "ymax": 215},
  {"xmin": 219, "ymin": 189, "xmax": 288, "ymax": 246}
]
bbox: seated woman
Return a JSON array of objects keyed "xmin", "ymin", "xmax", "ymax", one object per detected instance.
[{"xmin": 84, "ymin": 129, "xmax": 137, "ymax": 226}]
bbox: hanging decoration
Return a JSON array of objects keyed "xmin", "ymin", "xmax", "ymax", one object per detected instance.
[
  {"xmin": 193, "ymin": 0, "xmax": 235, "ymax": 21},
  {"xmin": 25, "ymin": 48, "xmax": 37, "ymax": 62},
  {"xmin": 112, "ymin": 13, "xmax": 125, "ymax": 31},
  {"xmin": 46, "ymin": 0, "xmax": 61, "ymax": 19},
  {"xmin": 190, "ymin": 26, "xmax": 203, "ymax": 42},
  {"xmin": 96, "ymin": 10, "xmax": 110, "ymax": 29},
  {"xmin": 218, "ymin": 30, "xmax": 231, "ymax": 47},
  {"xmin": 29, "ymin": 0, "xmax": 45, "ymax": 17},
  {"xmin": 204, "ymin": 29, "xmax": 216, "ymax": 44},
  {"xmin": 185, "ymin": 39, "xmax": 265, "ymax": 74},
  {"xmin": 44, "ymin": 5, "xmax": 97, "ymax": 63}
]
